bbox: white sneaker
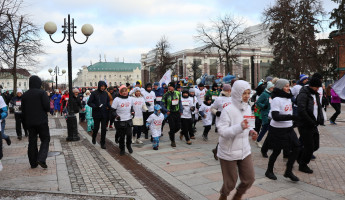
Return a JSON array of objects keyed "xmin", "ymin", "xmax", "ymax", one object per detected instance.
[
  {"xmin": 255, "ymin": 141, "xmax": 262, "ymax": 148},
  {"xmin": 132, "ymin": 138, "xmax": 136, "ymax": 144},
  {"xmin": 136, "ymin": 138, "xmax": 143, "ymax": 144},
  {"xmin": 0, "ymin": 160, "xmax": 3, "ymax": 171}
]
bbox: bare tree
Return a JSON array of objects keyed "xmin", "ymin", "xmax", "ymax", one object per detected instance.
[
  {"xmin": 153, "ymin": 36, "xmax": 176, "ymax": 82},
  {"xmin": 195, "ymin": 14, "xmax": 251, "ymax": 74},
  {"xmin": 0, "ymin": 0, "xmax": 22, "ymax": 44},
  {"xmin": 0, "ymin": 13, "xmax": 43, "ymax": 93}
]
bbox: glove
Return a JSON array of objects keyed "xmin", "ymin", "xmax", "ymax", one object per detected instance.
[
  {"xmin": 216, "ymin": 111, "xmax": 221, "ymax": 117},
  {"xmin": 145, "ymin": 102, "xmax": 150, "ymax": 107},
  {"xmin": 190, "ymin": 106, "xmax": 195, "ymax": 112},
  {"xmin": 115, "ymin": 115, "xmax": 121, "ymax": 121}
]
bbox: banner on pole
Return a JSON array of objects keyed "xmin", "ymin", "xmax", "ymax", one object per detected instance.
[
  {"xmin": 332, "ymin": 75, "xmax": 345, "ymax": 99},
  {"xmin": 159, "ymin": 69, "xmax": 171, "ymax": 87}
]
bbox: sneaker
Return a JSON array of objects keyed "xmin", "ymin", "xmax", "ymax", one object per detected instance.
[
  {"xmin": 284, "ymin": 171, "xmax": 299, "ymax": 182},
  {"xmin": 153, "ymin": 147, "xmax": 158, "ymax": 150},
  {"xmin": 212, "ymin": 148, "xmax": 218, "ymax": 160},
  {"xmin": 5, "ymin": 137, "xmax": 11, "ymax": 146},
  {"xmin": 136, "ymin": 138, "xmax": 143, "ymax": 144},
  {"xmin": 171, "ymin": 141, "xmax": 176, "ymax": 147},
  {"xmin": 92, "ymin": 137, "xmax": 96, "ymax": 145},
  {"xmin": 115, "ymin": 137, "xmax": 119, "ymax": 144},
  {"xmin": 109, "ymin": 125, "xmax": 113, "ymax": 129},
  {"xmin": 255, "ymin": 141, "xmax": 262, "ymax": 148},
  {"xmin": 202, "ymin": 134, "xmax": 208, "ymax": 141},
  {"xmin": 120, "ymin": 149, "xmax": 125, "ymax": 156},
  {"xmin": 132, "ymin": 138, "xmax": 136, "ymax": 144},
  {"xmin": 186, "ymin": 140, "xmax": 192, "ymax": 145},
  {"xmin": 127, "ymin": 146, "xmax": 133, "ymax": 154},
  {"xmin": 17, "ymin": 136, "xmax": 22, "ymax": 140},
  {"xmin": 37, "ymin": 161, "xmax": 48, "ymax": 169},
  {"xmin": 101, "ymin": 145, "xmax": 106, "ymax": 149},
  {"xmin": 330, "ymin": 120, "xmax": 337, "ymax": 125},
  {"xmin": 261, "ymin": 151, "xmax": 268, "ymax": 158},
  {"xmin": 299, "ymin": 164, "xmax": 313, "ymax": 174},
  {"xmin": 265, "ymin": 171, "xmax": 277, "ymax": 180},
  {"xmin": 0, "ymin": 160, "xmax": 3, "ymax": 171},
  {"xmin": 190, "ymin": 136, "xmax": 196, "ymax": 140}
]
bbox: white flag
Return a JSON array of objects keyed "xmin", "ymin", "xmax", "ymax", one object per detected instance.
[
  {"xmin": 159, "ymin": 69, "xmax": 171, "ymax": 87},
  {"xmin": 332, "ymin": 75, "xmax": 345, "ymax": 99}
]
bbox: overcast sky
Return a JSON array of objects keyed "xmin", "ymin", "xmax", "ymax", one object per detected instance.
[{"xmin": 21, "ymin": 0, "xmax": 338, "ymax": 82}]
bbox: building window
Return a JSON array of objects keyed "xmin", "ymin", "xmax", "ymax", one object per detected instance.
[
  {"xmin": 179, "ymin": 60, "xmax": 183, "ymax": 77},
  {"xmin": 209, "ymin": 59, "xmax": 218, "ymax": 76},
  {"xmin": 115, "ymin": 82, "xmax": 117, "ymax": 86},
  {"xmin": 7, "ymin": 82, "xmax": 9, "ymax": 86},
  {"xmin": 120, "ymin": 75, "xmax": 121, "ymax": 78},
  {"xmin": 109, "ymin": 82, "xmax": 112, "ymax": 86},
  {"xmin": 24, "ymin": 82, "xmax": 26, "ymax": 87},
  {"xmin": 120, "ymin": 82, "xmax": 122, "ymax": 85},
  {"xmin": 95, "ymin": 82, "xmax": 97, "ymax": 86},
  {"xmin": 109, "ymin": 75, "xmax": 111, "ymax": 78},
  {"xmin": 95, "ymin": 75, "xmax": 97, "ymax": 78},
  {"xmin": 99, "ymin": 75, "xmax": 101, "ymax": 78},
  {"xmin": 104, "ymin": 75, "xmax": 106, "ymax": 79},
  {"xmin": 90, "ymin": 82, "xmax": 92, "ymax": 86},
  {"xmin": 137, "ymin": 75, "xmax": 139, "ymax": 78},
  {"xmin": 84, "ymin": 82, "xmax": 86, "ymax": 87},
  {"xmin": 19, "ymin": 82, "xmax": 21, "ymax": 87}
]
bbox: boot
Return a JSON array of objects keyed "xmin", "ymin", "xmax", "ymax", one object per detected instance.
[
  {"xmin": 120, "ymin": 149, "xmax": 125, "ymax": 156},
  {"xmin": 218, "ymin": 194, "xmax": 227, "ymax": 200},
  {"xmin": 186, "ymin": 140, "xmax": 192, "ymax": 145},
  {"xmin": 231, "ymin": 191, "xmax": 242, "ymax": 200},
  {"xmin": 299, "ymin": 164, "xmax": 313, "ymax": 174},
  {"xmin": 171, "ymin": 141, "xmax": 176, "ymax": 147},
  {"xmin": 101, "ymin": 144, "xmax": 106, "ymax": 149},
  {"xmin": 284, "ymin": 170, "xmax": 299, "ymax": 182},
  {"xmin": 265, "ymin": 161, "xmax": 277, "ymax": 180},
  {"xmin": 5, "ymin": 137, "xmax": 11, "ymax": 146}
]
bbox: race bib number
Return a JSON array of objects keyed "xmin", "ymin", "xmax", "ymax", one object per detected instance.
[
  {"xmin": 65, "ymin": 98, "xmax": 69, "ymax": 100},
  {"xmin": 172, "ymin": 99, "xmax": 178, "ymax": 105},
  {"xmin": 16, "ymin": 101, "xmax": 21, "ymax": 106},
  {"xmin": 182, "ymin": 101, "xmax": 189, "ymax": 106},
  {"xmin": 156, "ymin": 96, "xmax": 162, "ymax": 101},
  {"xmin": 243, "ymin": 115, "xmax": 255, "ymax": 129}
]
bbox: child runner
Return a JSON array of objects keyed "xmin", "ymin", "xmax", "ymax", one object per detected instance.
[
  {"xmin": 146, "ymin": 105, "xmax": 164, "ymax": 150},
  {"xmin": 199, "ymin": 96, "xmax": 213, "ymax": 141},
  {"xmin": 131, "ymin": 87, "xmax": 148, "ymax": 144}
]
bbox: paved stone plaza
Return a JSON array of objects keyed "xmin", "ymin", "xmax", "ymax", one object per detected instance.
[{"xmin": 1, "ymin": 106, "xmax": 345, "ymax": 199}]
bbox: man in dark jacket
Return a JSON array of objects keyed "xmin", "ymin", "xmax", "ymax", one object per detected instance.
[
  {"xmin": 22, "ymin": 76, "xmax": 50, "ymax": 169},
  {"xmin": 108, "ymin": 87, "xmax": 117, "ymax": 129},
  {"xmin": 296, "ymin": 77, "xmax": 324, "ymax": 174},
  {"xmin": 87, "ymin": 81, "xmax": 110, "ymax": 149}
]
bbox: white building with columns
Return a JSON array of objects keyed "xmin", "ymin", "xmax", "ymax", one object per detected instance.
[
  {"xmin": 73, "ymin": 62, "xmax": 141, "ymax": 88},
  {"xmin": 0, "ymin": 68, "xmax": 31, "ymax": 92},
  {"xmin": 141, "ymin": 24, "xmax": 273, "ymax": 88}
]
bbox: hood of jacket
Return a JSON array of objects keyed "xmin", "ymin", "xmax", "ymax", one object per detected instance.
[
  {"xmin": 132, "ymin": 87, "xmax": 143, "ymax": 97},
  {"xmin": 29, "ymin": 75, "xmax": 42, "ymax": 89},
  {"xmin": 97, "ymin": 81, "xmax": 107, "ymax": 91},
  {"xmin": 220, "ymin": 90, "xmax": 231, "ymax": 97},
  {"xmin": 231, "ymin": 80, "xmax": 251, "ymax": 111},
  {"xmin": 271, "ymin": 88, "xmax": 293, "ymax": 99}
]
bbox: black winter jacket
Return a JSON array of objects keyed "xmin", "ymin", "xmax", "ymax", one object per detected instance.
[
  {"xmin": 22, "ymin": 76, "xmax": 50, "ymax": 127},
  {"xmin": 296, "ymin": 86, "xmax": 324, "ymax": 127},
  {"xmin": 87, "ymin": 81, "xmax": 110, "ymax": 119}
]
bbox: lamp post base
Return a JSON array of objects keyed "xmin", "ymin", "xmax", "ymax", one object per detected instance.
[{"xmin": 66, "ymin": 114, "xmax": 80, "ymax": 141}]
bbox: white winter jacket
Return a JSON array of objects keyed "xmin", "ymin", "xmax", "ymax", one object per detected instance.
[{"xmin": 216, "ymin": 80, "xmax": 252, "ymax": 161}]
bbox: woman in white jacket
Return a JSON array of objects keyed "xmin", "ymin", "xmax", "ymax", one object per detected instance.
[{"xmin": 216, "ymin": 80, "xmax": 258, "ymax": 200}]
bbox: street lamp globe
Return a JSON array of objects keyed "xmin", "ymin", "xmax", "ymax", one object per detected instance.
[
  {"xmin": 198, "ymin": 65, "xmax": 203, "ymax": 69},
  {"xmin": 62, "ymin": 69, "xmax": 66, "ymax": 74},
  {"xmin": 48, "ymin": 68, "xmax": 53, "ymax": 73},
  {"xmin": 173, "ymin": 77, "xmax": 178, "ymax": 82},
  {"xmin": 81, "ymin": 24, "xmax": 94, "ymax": 37},
  {"xmin": 186, "ymin": 64, "xmax": 192, "ymax": 69},
  {"xmin": 44, "ymin": 22, "xmax": 57, "ymax": 35},
  {"xmin": 196, "ymin": 79, "xmax": 201, "ymax": 84}
]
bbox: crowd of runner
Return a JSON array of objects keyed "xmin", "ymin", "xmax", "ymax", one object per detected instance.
[{"xmin": 0, "ymin": 73, "xmax": 342, "ymax": 200}]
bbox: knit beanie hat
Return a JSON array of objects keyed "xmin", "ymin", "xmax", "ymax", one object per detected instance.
[
  {"xmin": 275, "ymin": 79, "xmax": 289, "ymax": 90},
  {"xmin": 198, "ymin": 83, "xmax": 204, "ymax": 87},
  {"xmin": 266, "ymin": 76, "xmax": 273, "ymax": 82},
  {"xmin": 223, "ymin": 84, "xmax": 231, "ymax": 91},
  {"xmin": 312, "ymin": 72, "xmax": 323, "ymax": 80},
  {"xmin": 265, "ymin": 81, "xmax": 274, "ymax": 92},
  {"xmin": 309, "ymin": 77, "xmax": 322, "ymax": 87},
  {"xmin": 17, "ymin": 88, "xmax": 23, "ymax": 94},
  {"xmin": 119, "ymin": 85, "xmax": 127, "ymax": 92},
  {"xmin": 300, "ymin": 74, "xmax": 309, "ymax": 82},
  {"xmin": 154, "ymin": 82, "xmax": 159, "ymax": 86}
]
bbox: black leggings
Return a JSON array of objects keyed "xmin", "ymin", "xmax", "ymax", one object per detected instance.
[
  {"xmin": 133, "ymin": 126, "xmax": 142, "ymax": 139},
  {"xmin": 203, "ymin": 125, "xmax": 211, "ymax": 137},
  {"xmin": 330, "ymin": 103, "xmax": 341, "ymax": 122}
]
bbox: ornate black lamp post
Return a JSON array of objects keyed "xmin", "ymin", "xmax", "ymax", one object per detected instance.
[
  {"xmin": 48, "ymin": 66, "xmax": 66, "ymax": 90},
  {"xmin": 44, "ymin": 14, "xmax": 94, "ymax": 141}
]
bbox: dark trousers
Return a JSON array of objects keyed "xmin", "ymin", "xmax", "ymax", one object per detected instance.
[
  {"xmin": 93, "ymin": 118, "xmax": 107, "ymax": 146},
  {"xmin": 181, "ymin": 118, "xmax": 193, "ymax": 141},
  {"xmin": 203, "ymin": 125, "xmax": 211, "ymax": 137},
  {"xmin": 79, "ymin": 112, "xmax": 86, "ymax": 122},
  {"xmin": 143, "ymin": 112, "xmax": 153, "ymax": 137},
  {"xmin": 257, "ymin": 123, "xmax": 269, "ymax": 142},
  {"xmin": 109, "ymin": 112, "xmax": 115, "ymax": 126},
  {"xmin": 268, "ymin": 146, "xmax": 300, "ymax": 173},
  {"xmin": 167, "ymin": 112, "xmax": 181, "ymax": 142},
  {"xmin": 133, "ymin": 126, "xmax": 142, "ymax": 139},
  {"xmin": 117, "ymin": 125, "xmax": 132, "ymax": 151},
  {"xmin": 254, "ymin": 116, "xmax": 262, "ymax": 133},
  {"xmin": 330, "ymin": 103, "xmax": 341, "ymax": 122},
  {"xmin": 28, "ymin": 123, "xmax": 50, "ymax": 167},
  {"xmin": 298, "ymin": 126, "xmax": 319, "ymax": 165},
  {"xmin": 15, "ymin": 113, "xmax": 27, "ymax": 137}
]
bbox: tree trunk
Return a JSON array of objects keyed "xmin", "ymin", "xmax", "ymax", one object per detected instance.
[
  {"xmin": 225, "ymin": 52, "xmax": 231, "ymax": 75},
  {"xmin": 13, "ymin": 44, "xmax": 18, "ymax": 94}
]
